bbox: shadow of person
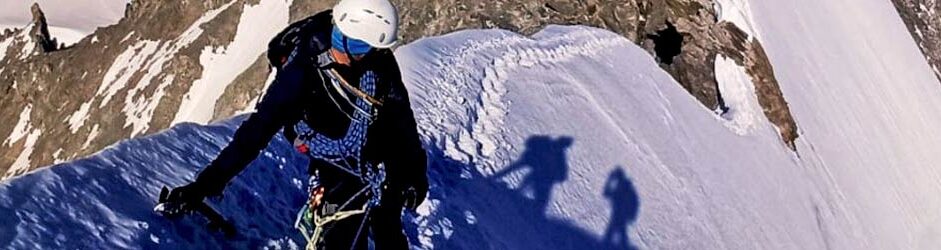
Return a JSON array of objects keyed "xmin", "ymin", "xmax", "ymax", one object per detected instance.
[
  {"xmin": 491, "ymin": 135, "xmax": 574, "ymax": 213},
  {"xmin": 414, "ymin": 135, "xmax": 646, "ymax": 250},
  {"xmin": 602, "ymin": 168, "xmax": 640, "ymax": 250}
]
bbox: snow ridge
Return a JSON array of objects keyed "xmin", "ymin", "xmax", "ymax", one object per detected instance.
[
  {"xmin": 4, "ymin": 1, "xmax": 941, "ymax": 245},
  {"xmin": 402, "ymin": 26, "xmax": 630, "ymax": 173},
  {"xmin": 398, "ymin": 26, "xmax": 656, "ymax": 249}
]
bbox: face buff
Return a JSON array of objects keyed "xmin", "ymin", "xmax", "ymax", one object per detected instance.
[{"xmin": 332, "ymin": 26, "xmax": 372, "ymax": 56}]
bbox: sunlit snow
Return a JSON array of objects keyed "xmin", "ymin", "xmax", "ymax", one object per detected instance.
[{"xmin": 2, "ymin": 0, "xmax": 941, "ymax": 249}]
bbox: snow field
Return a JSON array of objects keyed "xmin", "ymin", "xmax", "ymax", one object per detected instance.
[
  {"xmin": 4, "ymin": 25, "xmax": 809, "ymax": 249},
  {"xmin": 66, "ymin": 102, "xmax": 93, "ymax": 133},
  {"xmin": 749, "ymin": 0, "xmax": 941, "ymax": 248},
  {"xmin": 714, "ymin": 55, "xmax": 764, "ymax": 135},
  {"xmin": 97, "ymin": 40, "xmax": 160, "ymax": 108},
  {"xmin": 1, "ymin": 0, "xmax": 941, "ymax": 247},
  {"xmin": 172, "ymin": 0, "xmax": 292, "ymax": 125},
  {"xmin": 398, "ymin": 25, "xmax": 819, "ymax": 249}
]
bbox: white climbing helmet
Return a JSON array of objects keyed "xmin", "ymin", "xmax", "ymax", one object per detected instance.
[{"xmin": 332, "ymin": 0, "xmax": 399, "ymax": 48}]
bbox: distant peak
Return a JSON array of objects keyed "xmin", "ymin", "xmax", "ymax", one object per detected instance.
[
  {"xmin": 28, "ymin": 3, "xmax": 58, "ymax": 52},
  {"xmin": 30, "ymin": 3, "xmax": 46, "ymax": 24}
]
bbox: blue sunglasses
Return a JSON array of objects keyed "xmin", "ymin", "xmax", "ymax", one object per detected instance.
[{"xmin": 331, "ymin": 26, "xmax": 372, "ymax": 56}]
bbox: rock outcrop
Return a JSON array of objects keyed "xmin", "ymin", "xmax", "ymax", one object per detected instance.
[
  {"xmin": 0, "ymin": 1, "xmax": 247, "ymax": 178},
  {"xmin": 28, "ymin": 3, "xmax": 59, "ymax": 53}
]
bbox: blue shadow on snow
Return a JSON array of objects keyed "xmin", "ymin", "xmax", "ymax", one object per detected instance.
[
  {"xmin": 411, "ymin": 135, "xmax": 641, "ymax": 250},
  {"xmin": 0, "ymin": 117, "xmax": 309, "ymax": 249}
]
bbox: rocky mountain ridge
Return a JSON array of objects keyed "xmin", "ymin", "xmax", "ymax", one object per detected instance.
[{"xmin": 16, "ymin": 0, "xmax": 931, "ymax": 179}]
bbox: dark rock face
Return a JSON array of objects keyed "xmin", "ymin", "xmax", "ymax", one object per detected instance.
[
  {"xmin": 890, "ymin": 0, "xmax": 941, "ymax": 82},
  {"xmin": 29, "ymin": 3, "xmax": 58, "ymax": 52},
  {"xmin": 0, "ymin": 1, "xmax": 245, "ymax": 178}
]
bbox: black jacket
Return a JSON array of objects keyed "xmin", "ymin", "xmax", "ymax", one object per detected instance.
[{"xmin": 192, "ymin": 11, "xmax": 427, "ymax": 197}]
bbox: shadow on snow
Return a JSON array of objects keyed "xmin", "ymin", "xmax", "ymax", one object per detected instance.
[
  {"xmin": 409, "ymin": 135, "xmax": 641, "ymax": 250},
  {"xmin": 0, "ymin": 117, "xmax": 309, "ymax": 249},
  {"xmin": 0, "ymin": 119, "xmax": 641, "ymax": 250}
]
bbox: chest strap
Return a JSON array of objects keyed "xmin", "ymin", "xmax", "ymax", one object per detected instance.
[
  {"xmin": 316, "ymin": 50, "xmax": 384, "ymax": 107},
  {"xmin": 325, "ymin": 68, "xmax": 384, "ymax": 106}
]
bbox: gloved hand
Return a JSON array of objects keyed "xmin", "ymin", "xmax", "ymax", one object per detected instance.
[{"xmin": 165, "ymin": 181, "xmax": 210, "ymax": 206}]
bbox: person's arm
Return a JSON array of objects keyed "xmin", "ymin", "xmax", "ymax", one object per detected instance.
[
  {"xmin": 185, "ymin": 62, "xmax": 308, "ymax": 199},
  {"xmin": 375, "ymin": 53, "xmax": 428, "ymax": 209},
  {"xmin": 380, "ymin": 82, "xmax": 427, "ymax": 189}
]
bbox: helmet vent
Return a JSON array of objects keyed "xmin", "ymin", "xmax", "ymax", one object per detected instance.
[
  {"xmin": 339, "ymin": 13, "xmax": 348, "ymax": 22},
  {"xmin": 363, "ymin": 9, "xmax": 374, "ymax": 14},
  {"xmin": 379, "ymin": 33, "xmax": 386, "ymax": 43}
]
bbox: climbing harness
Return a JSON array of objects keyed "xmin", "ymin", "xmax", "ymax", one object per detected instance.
[{"xmin": 292, "ymin": 58, "xmax": 386, "ymax": 249}]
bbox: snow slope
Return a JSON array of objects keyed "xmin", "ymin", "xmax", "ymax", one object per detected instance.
[
  {"xmin": 0, "ymin": 118, "xmax": 309, "ymax": 249},
  {"xmin": 0, "ymin": 25, "xmax": 814, "ymax": 249},
  {"xmin": 749, "ymin": 0, "xmax": 941, "ymax": 249},
  {"xmin": 400, "ymin": 26, "xmax": 821, "ymax": 249},
  {"xmin": 2, "ymin": 4, "xmax": 941, "ymax": 248}
]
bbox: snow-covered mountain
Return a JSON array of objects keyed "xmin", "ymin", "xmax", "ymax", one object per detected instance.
[
  {"xmin": 3, "ymin": 0, "xmax": 941, "ymax": 249},
  {"xmin": 0, "ymin": 0, "xmax": 799, "ymax": 180},
  {"xmin": 0, "ymin": 0, "xmax": 302, "ymax": 178}
]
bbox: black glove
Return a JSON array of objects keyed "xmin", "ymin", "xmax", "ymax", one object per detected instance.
[
  {"xmin": 402, "ymin": 178, "xmax": 428, "ymax": 211},
  {"xmin": 165, "ymin": 182, "xmax": 210, "ymax": 206}
]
